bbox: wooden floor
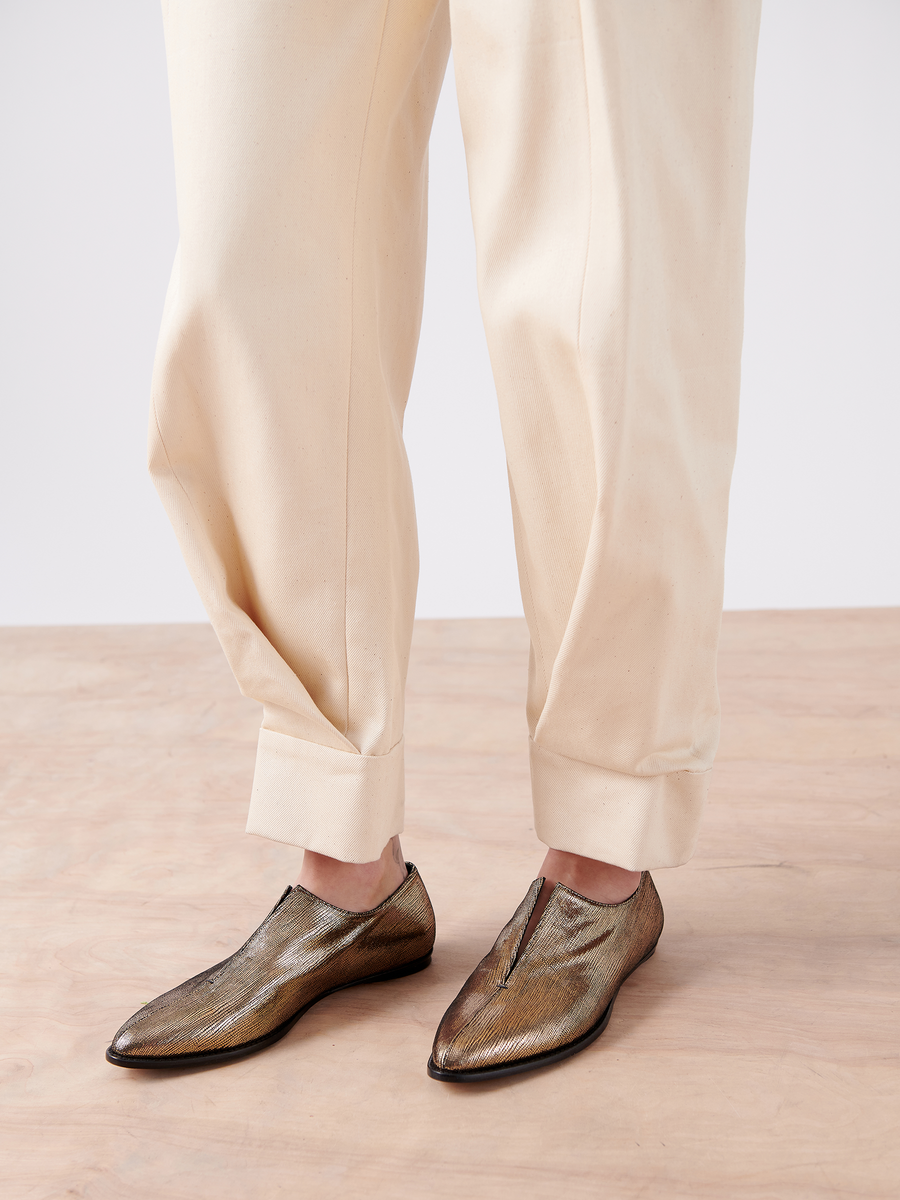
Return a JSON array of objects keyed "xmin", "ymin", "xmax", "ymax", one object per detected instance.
[{"xmin": 1, "ymin": 611, "xmax": 897, "ymax": 1199}]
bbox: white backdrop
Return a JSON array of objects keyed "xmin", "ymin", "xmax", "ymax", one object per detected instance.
[{"xmin": 1, "ymin": 0, "xmax": 897, "ymax": 625}]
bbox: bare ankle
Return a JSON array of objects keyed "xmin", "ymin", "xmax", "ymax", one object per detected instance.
[
  {"xmin": 540, "ymin": 850, "xmax": 641, "ymax": 906},
  {"xmin": 297, "ymin": 835, "xmax": 407, "ymax": 912}
]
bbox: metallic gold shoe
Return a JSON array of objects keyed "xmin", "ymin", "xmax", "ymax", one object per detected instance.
[
  {"xmin": 427, "ymin": 871, "xmax": 663, "ymax": 1082},
  {"xmin": 106, "ymin": 863, "xmax": 435, "ymax": 1069}
]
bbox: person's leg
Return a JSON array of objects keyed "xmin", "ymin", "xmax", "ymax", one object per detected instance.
[
  {"xmin": 430, "ymin": 0, "xmax": 761, "ymax": 1080},
  {"xmin": 107, "ymin": 0, "xmax": 451, "ymax": 1069},
  {"xmin": 454, "ymin": 0, "xmax": 760, "ymax": 875},
  {"xmin": 151, "ymin": 0, "xmax": 449, "ymax": 878}
]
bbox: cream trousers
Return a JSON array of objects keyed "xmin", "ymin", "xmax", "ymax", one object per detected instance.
[{"xmin": 150, "ymin": 0, "xmax": 761, "ymax": 869}]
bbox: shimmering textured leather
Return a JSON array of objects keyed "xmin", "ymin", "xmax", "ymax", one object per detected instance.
[
  {"xmin": 430, "ymin": 872, "xmax": 663, "ymax": 1077},
  {"xmin": 108, "ymin": 863, "xmax": 434, "ymax": 1064}
]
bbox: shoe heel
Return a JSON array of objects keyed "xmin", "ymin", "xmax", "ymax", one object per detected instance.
[
  {"xmin": 638, "ymin": 942, "xmax": 658, "ymax": 965},
  {"xmin": 358, "ymin": 951, "xmax": 433, "ymax": 986},
  {"xmin": 369, "ymin": 950, "xmax": 434, "ymax": 979}
]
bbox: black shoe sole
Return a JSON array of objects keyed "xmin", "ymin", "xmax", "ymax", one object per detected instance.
[
  {"xmin": 106, "ymin": 951, "xmax": 433, "ymax": 1070},
  {"xmin": 426, "ymin": 944, "xmax": 657, "ymax": 1083}
]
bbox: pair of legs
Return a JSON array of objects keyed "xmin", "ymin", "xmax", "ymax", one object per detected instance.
[
  {"xmin": 151, "ymin": 0, "xmax": 760, "ymax": 882},
  {"xmin": 116, "ymin": 1, "xmax": 761, "ymax": 1077}
]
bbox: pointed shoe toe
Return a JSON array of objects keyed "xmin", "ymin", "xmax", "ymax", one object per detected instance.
[
  {"xmin": 428, "ymin": 871, "xmax": 663, "ymax": 1082},
  {"xmin": 106, "ymin": 863, "xmax": 435, "ymax": 1069}
]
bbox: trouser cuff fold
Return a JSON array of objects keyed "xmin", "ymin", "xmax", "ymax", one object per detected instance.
[
  {"xmin": 529, "ymin": 738, "xmax": 710, "ymax": 871},
  {"xmin": 246, "ymin": 729, "xmax": 405, "ymax": 863}
]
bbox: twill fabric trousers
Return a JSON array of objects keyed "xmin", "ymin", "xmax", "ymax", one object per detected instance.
[{"xmin": 150, "ymin": 0, "xmax": 761, "ymax": 868}]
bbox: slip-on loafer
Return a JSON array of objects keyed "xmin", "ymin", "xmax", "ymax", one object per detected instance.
[
  {"xmin": 428, "ymin": 871, "xmax": 663, "ymax": 1082},
  {"xmin": 106, "ymin": 862, "xmax": 434, "ymax": 1069}
]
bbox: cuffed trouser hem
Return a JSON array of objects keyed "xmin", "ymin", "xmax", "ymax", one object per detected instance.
[
  {"xmin": 529, "ymin": 739, "xmax": 711, "ymax": 872},
  {"xmin": 245, "ymin": 730, "xmax": 405, "ymax": 863}
]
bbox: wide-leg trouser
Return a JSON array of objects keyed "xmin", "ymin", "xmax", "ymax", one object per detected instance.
[{"xmin": 151, "ymin": 0, "xmax": 760, "ymax": 869}]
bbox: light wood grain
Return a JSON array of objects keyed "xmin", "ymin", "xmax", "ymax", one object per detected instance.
[{"xmin": 1, "ymin": 611, "xmax": 898, "ymax": 1198}]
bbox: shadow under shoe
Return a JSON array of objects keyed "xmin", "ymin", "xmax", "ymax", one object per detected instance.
[
  {"xmin": 428, "ymin": 871, "xmax": 663, "ymax": 1082},
  {"xmin": 107, "ymin": 863, "xmax": 435, "ymax": 1069}
]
